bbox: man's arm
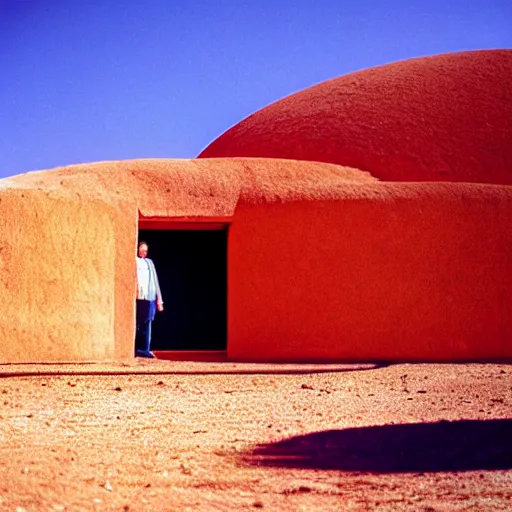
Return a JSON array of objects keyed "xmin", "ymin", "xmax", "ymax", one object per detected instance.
[{"xmin": 150, "ymin": 260, "xmax": 164, "ymax": 311}]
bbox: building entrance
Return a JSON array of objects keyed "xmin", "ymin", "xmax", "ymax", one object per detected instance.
[{"xmin": 138, "ymin": 227, "xmax": 227, "ymax": 352}]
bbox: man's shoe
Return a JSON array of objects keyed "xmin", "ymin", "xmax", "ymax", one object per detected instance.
[{"xmin": 135, "ymin": 350, "xmax": 156, "ymax": 359}]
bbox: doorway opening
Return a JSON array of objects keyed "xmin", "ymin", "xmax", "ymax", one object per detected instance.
[{"xmin": 137, "ymin": 222, "xmax": 228, "ymax": 354}]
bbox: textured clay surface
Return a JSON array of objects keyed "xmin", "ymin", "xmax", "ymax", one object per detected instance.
[
  {"xmin": 199, "ymin": 50, "xmax": 512, "ymax": 185},
  {"xmin": 1, "ymin": 158, "xmax": 511, "ymax": 363},
  {"xmin": 3, "ymin": 157, "xmax": 375, "ymax": 219},
  {"xmin": 0, "ymin": 158, "xmax": 374, "ymax": 363},
  {"xmin": 0, "ymin": 361, "xmax": 511, "ymax": 511},
  {"xmin": 229, "ymin": 182, "xmax": 512, "ymax": 361},
  {"xmin": 0, "ymin": 188, "xmax": 121, "ymax": 363}
]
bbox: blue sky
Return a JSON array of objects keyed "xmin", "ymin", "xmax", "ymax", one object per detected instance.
[{"xmin": 1, "ymin": 0, "xmax": 511, "ymax": 178}]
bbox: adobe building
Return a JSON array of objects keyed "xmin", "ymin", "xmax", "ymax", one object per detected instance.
[{"xmin": 0, "ymin": 49, "xmax": 511, "ymax": 364}]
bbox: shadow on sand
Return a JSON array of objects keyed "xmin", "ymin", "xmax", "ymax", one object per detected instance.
[
  {"xmin": 247, "ymin": 419, "xmax": 512, "ymax": 473},
  {"xmin": 0, "ymin": 362, "xmax": 388, "ymax": 378}
]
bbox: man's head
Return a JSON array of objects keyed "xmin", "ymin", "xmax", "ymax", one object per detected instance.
[{"xmin": 138, "ymin": 241, "xmax": 149, "ymax": 258}]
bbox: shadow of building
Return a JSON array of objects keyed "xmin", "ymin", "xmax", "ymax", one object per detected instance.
[{"xmin": 247, "ymin": 419, "xmax": 512, "ymax": 473}]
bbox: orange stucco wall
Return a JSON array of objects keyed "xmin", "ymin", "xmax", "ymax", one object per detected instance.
[
  {"xmin": 1, "ymin": 158, "xmax": 373, "ymax": 363},
  {"xmin": 112, "ymin": 202, "xmax": 138, "ymax": 361},
  {"xmin": 227, "ymin": 182, "xmax": 512, "ymax": 361},
  {"xmin": 1, "ymin": 158, "xmax": 511, "ymax": 363},
  {"xmin": 0, "ymin": 188, "xmax": 124, "ymax": 363}
]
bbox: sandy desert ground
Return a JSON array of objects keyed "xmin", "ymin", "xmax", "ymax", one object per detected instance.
[{"xmin": 0, "ymin": 360, "xmax": 511, "ymax": 511}]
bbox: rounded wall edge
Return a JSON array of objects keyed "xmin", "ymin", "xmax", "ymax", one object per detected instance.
[
  {"xmin": 114, "ymin": 204, "xmax": 139, "ymax": 360},
  {"xmin": 227, "ymin": 182, "xmax": 512, "ymax": 362}
]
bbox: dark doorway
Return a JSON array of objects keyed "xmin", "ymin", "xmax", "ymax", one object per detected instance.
[{"xmin": 138, "ymin": 228, "xmax": 227, "ymax": 351}]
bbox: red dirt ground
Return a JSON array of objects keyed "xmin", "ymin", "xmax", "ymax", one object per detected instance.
[{"xmin": 1, "ymin": 360, "xmax": 511, "ymax": 511}]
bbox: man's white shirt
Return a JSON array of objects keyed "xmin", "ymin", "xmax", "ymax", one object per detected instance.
[{"xmin": 136, "ymin": 257, "xmax": 151, "ymax": 299}]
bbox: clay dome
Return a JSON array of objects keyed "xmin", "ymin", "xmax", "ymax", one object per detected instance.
[{"xmin": 199, "ymin": 50, "xmax": 512, "ymax": 184}]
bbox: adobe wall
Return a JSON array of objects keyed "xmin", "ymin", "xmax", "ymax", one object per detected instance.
[
  {"xmin": 112, "ymin": 201, "xmax": 139, "ymax": 360},
  {"xmin": 0, "ymin": 187, "xmax": 135, "ymax": 363},
  {"xmin": 1, "ymin": 157, "xmax": 373, "ymax": 363},
  {"xmin": 2, "ymin": 159, "xmax": 510, "ymax": 363},
  {"xmin": 227, "ymin": 182, "xmax": 512, "ymax": 361}
]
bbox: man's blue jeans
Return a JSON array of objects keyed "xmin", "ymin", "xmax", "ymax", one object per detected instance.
[{"xmin": 135, "ymin": 299, "xmax": 156, "ymax": 357}]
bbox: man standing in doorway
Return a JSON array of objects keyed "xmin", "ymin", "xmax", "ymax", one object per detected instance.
[{"xmin": 135, "ymin": 241, "xmax": 164, "ymax": 358}]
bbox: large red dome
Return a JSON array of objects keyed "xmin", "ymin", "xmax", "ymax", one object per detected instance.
[{"xmin": 199, "ymin": 50, "xmax": 512, "ymax": 184}]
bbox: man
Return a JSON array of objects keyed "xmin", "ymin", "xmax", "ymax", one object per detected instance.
[{"xmin": 135, "ymin": 241, "xmax": 164, "ymax": 358}]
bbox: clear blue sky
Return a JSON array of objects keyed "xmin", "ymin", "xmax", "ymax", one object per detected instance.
[{"xmin": 1, "ymin": 0, "xmax": 511, "ymax": 178}]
